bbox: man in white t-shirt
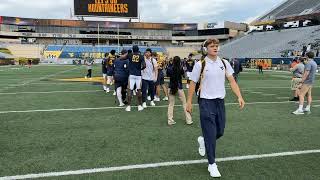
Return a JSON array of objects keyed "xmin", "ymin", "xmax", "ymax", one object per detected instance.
[
  {"xmin": 186, "ymin": 38, "xmax": 245, "ymax": 178},
  {"xmin": 141, "ymin": 48, "xmax": 158, "ymax": 108}
]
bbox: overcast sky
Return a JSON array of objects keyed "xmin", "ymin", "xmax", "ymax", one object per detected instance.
[{"xmin": 0, "ymin": 0, "xmax": 282, "ymax": 23}]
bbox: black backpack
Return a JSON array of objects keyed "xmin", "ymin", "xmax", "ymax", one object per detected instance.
[{"xmin": 195, "ymin": 59, "xmax": 227, "ymax": 97}]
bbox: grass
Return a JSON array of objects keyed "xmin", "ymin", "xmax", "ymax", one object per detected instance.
[{"xmin": 0, "ymin": 65, "xmax": 319, "ymax": 179}]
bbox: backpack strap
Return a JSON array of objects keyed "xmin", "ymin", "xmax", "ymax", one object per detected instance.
[
  {"xmin": 197, "ymin": 59, "xmax": 206, "ymax": 96},
  {"xmin": 221, "ymin": 59, "xmax": 227, "ymax": 69},
  {"xmin": 221, "ymin": 59, "xmax": 228, "ymax": 77}
]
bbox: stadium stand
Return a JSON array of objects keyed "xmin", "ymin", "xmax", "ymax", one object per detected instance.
[
  {"xmin": 258, "ymin": 0, "xmax": 320, "ymax": 21},
  {"xmin": 166, "ymin": 47, "xmax": 198, "ymax": 58},
  {"xmin": 219, "ymin": 25, "xmax": 320, "ymax": 58},
  {"xmin": 5, "ymin": 44, "xmax": 43, "ymax": 58},
  {"xmin": 44, "ymin": 45, "xmax": 166, "ymax": 59}
]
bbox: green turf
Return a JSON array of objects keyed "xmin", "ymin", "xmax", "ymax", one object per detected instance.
[{"xmin": 0, "ymin": 65, "xmax": 319, "ymax": 179}]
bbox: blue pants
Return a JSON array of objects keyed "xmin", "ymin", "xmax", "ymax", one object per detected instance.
[
  {"xmin": 142, "ymin": 79, "xmax": 155, "ymax": 102},
  {"xmin": 199, "ymin": 98, "xmax": 226, "ymax": 164}
]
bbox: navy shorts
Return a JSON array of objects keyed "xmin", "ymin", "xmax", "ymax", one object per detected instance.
[
  {"xmin": 107, "ymin": 70, "xmax": 114, "ymax": 76},
  {"xmin": 114, "ymin": 80, "xmax": 128, "ymax": 89}
]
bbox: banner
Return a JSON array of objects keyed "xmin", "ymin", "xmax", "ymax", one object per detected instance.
[
  {"xmin": 236, "ymin": 58, "xmax": 320, "ymax": 66},
  {"xmin": 0, "ymin": 31, "xmax": 171, "ymax": 40},
  {"xmin": 74, "ymin": 0, "xmax": 138, "ymax": 18}
]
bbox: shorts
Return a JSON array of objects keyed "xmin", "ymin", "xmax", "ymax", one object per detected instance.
[
  {"xmin": 115, "ymin": 79, "xmax": 128, "ymax": 89},
  {"xmin": 186, "ymin": 72, "xmax": 192, "ymax": 79},
  {"xmin": 291, "ymin": 78, "xmax": 302, "ymax": 90},
  {"xmin": 107, "ymin": 69, "xmax": 114, "ymax": 76},
  {"xmin": 129, "ymin": 75, "xmax": 142, "ymax": 90},
  {"xmin": 155, "ymin": 71, "xmax": 165, "ymax": 86},
  {"xmin": 299, "ymin": 84, "xmax": 313, "ymax": 96}
]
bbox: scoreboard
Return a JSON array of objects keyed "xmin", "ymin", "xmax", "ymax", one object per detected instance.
[{"xmin": 74, "ymin": 0, "xmax": 138, "ymax": 18}]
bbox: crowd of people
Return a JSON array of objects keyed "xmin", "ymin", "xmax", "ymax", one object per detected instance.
[
  {"xmin": 290, "ymin": 51, "xmax": 318, "ymax": 115},
  {"xmin": 92, "ymin": 39, "xmax": 245, "ymax": 178},
  {"xmin": 81, "ymin": 39, "xmax": 317, "ymax": 178}
]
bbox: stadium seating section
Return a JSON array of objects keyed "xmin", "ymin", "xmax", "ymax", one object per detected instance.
[
  {"xmin": 259, "ymin": 0, "xmax": 320, "ymax": 21},
  {"xmin": 220, "ymin": 25, "xmax": 320, "ymax": 58}
]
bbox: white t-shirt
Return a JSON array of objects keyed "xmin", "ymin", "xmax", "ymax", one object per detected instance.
[
  {"xmin": 142, "ymin": 57, "xmax": 158, "ymax": 81},
  {"xmin": 190, "ymin": 56, "xmax": 234, "ymax": 99}
]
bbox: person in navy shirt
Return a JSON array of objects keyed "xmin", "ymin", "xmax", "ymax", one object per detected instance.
[
  {"xmin": 113, "ymin": 49, "xmax": 130, "ymax": 107},
  {"xmin": 126, "ymin": 45, "xmax": 146, "ymax": 112},
  {"xmin": 106, "ymin": 50, "xmax": 116, "ymax": 94},
  {"xmin": 102, "ymin": 54, "xmax": 108, "ymax": 92},
  {"xmin": 186, "ymin": 53, "xmax": 195, "ymax": 89}
]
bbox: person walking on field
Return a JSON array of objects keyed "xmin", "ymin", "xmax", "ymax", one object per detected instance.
[{"xmin": 186, "ymin": 38, "xmax": 245, "ymax": 178}]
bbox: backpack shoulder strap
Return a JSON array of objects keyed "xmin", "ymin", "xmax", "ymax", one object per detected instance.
[
  {"xmin": 221, "ymin": 59, "xmax": 227, "ymax": 69},
  {"xmin": 221, "ymin": 59, "xmax": 229, "ymax": 77},
  {"xmin": 200, "ymin": 59, "xmax": 206, "ymax": 77},
  {"xmin": 197, "ymin": 59, "xmax": 206, "ymax": 96}
]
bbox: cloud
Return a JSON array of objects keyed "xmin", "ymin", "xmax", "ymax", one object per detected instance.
[{"xmin": 0, "ymin": 0, "xmax": 280, "ymax": 23}]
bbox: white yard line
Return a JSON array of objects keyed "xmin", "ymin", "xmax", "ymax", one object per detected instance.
[
  {"xmin": 0, "ymin": 67, "xmax": 80, "ymax": 92},
  {"xmin": 239, "ymin": 86, "xmax": 320, "ymax": 89},
  {"xmin": 1, "ymin": 100, "xmax": 319, "ymax": 114},
  {"xmin": 262, "ymin": 94, "xmax": 276, "ymax": 96},
  {"xmin": 0, "ymin": 90, "xmax": 102, "ymax": 95},
  {"xmin": 0, "ymin": 86, "xmax": 318, "ymax": 95},
  {"xmin": 0, "ymin": 82, "xmax": 92, "ymax": 87},
  {"xmin": 277, "ymin": 97, "xmax": 290, "ymax": 99},
  {"xmin": 1, "ymin": 149, "xmax": 319, "ymax": 180},
  {"xmin": 250, "ymin": 92, "xmax": 263, "ymax": 94}
]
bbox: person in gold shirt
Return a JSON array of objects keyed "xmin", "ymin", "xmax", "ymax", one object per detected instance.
[{"xmin": 154, "ymin": 52, "xmax": 169, "ymax": 101}]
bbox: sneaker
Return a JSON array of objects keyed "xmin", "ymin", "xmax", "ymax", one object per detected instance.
[
  {"xmin": 150, "ymin": 101, "xmax": 156, "ymax": 106},
  {"xmin": 208, "ymin": 163, "xmax": 221, "ymax": 178},
  {"xmin": 168, "ymin": 121, "xmax": 176, "ymax": 126},
  {"xmin": 292, "ymin": 109, "xmax": 304, "ymax": 115},
  {"xmin": 303, "ymin": 108, "xmax": 311, "ymax": 113},
  {"xmin": 154, "ymin": 97, "xmax": 160, "ymax": 102},
  {"xmin": 138, "ymin": 105, "xmax": 144, "ymax": 111},
  {"xmin": 113, "ymin": 91, "xmax": 116, "ymax": 96},
  {"xmin": 106, "ymin": 88, "xmax": 110, "ymax": 93},
  {"xmin": 197, "ymin": 136, "xmax": 205, "ymax": 157},
  {"xmin": 162, "ymin": 97, "xmax": 169, "ymax": 101},
  {"xmin": 84, "ymin": 76, "xmax": 87, "ymax": 79},
  {"xmin": 125, "ymin": 106, "xmax": 131, "ymax": 112},
  {"xmin": 289, "ymin": 97, "xmax": 299, "ymax": 101},
  {"xmin": 186, "ymin": 121, "xmax": 193, "ymax": 125},
  {"xmin": 147, "ymin": 96, "xmax": 151, "ymax": 101},
  {"xmin": 119, "ymin": 102, "xmax": 125, "ymax": 107},
  {"xmin": 142, "ymin": 102, "xmax": 148, "ymax": 108}
]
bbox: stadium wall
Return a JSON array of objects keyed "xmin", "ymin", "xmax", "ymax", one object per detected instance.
[{"xmin": 236, "ymin": 57, "xmax": 320, "ymax": 66}]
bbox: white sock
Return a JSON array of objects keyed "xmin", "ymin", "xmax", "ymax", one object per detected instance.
[
  {"xmin": 298, "ymin": 105, "xmax": 303, "ymax": 111},
  {"xmin": 306, "ymin": 105, "xmax": 311, "ymax": 110},
  {"xmin": 117, "ymin": 87, "xmax": 123, "ymax": 104}
]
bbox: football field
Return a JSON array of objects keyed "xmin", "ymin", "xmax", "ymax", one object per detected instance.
[{"xmin": 0, "ymin": 65, "xmax": 320, "ymax": 180}]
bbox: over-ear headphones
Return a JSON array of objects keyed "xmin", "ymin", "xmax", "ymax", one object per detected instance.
[{"xmin": 201, "ymin": 40, "xmax": 208, "ymax": 55}]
